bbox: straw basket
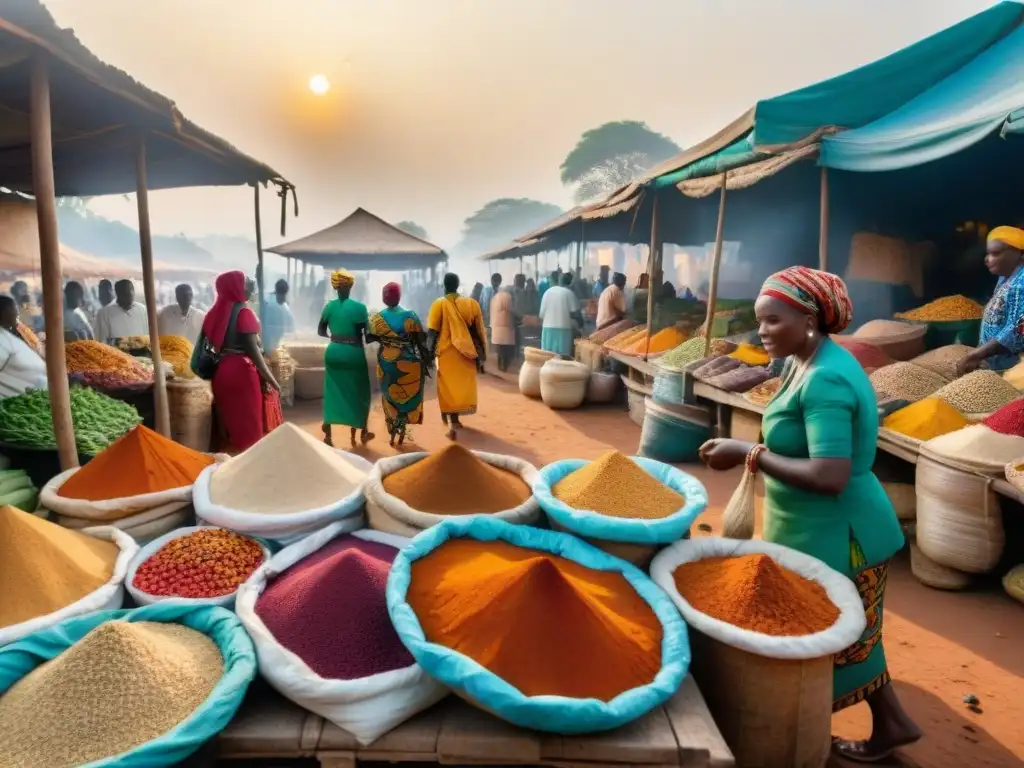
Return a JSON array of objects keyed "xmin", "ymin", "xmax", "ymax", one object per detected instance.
[
  {"xmin": 882, "ymin": 481, "xmax": 916, "ymax": 521},
  {"xmin": 915, "ymin": 455, "xmax": 1004, "ymax": 573},
  {"xmin": 166, "ymin": 379, "xmax": 213, "ymax": 452},
  {"xmin": 294, "ymin": 367, "xmax": 326, "ymax": 400},
  {"xmin": 269, "ymin": 351, "xmax": 297, "ymax": 408},
  {"xmin": 1003, "ymin": 565, "xmax": 1024, "ymax": 604},
  {"xmin": 540, "ymin": 359, "xmax": 589, "ymax": 409},
  {"xmin": 574, "ymin": 339, "xmax": 605, "ymax": 371},
  {"xmin": 910, "ymin": 542, "xmax": 974, "ymax": 591}
]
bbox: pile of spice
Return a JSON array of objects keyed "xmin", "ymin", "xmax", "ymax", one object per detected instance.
[
  {"xmin": 603, "ymin": 326, "xmax": 647, "ymax": 351},
  {"xmin": 883, "ymin": 398, "xmax": 969, "ymax": 441},
  {"xmin": 832, "ymin": 337, "xmax": 894, "ymax": 370},
  {"xmin": 588, "ymin": 319, "xmax": 636, "ymax": 345},
  {"xmin": 383, "ymin": 445, "xmax": 530, "ymax": 514},
  {"xmin": 744, "ymin": 377, "xmax": 782, "ymax": 407},
  {"xmin": 853, "ymin": 319, "xmax": 924, "ymax": 341},
  {"xmin": 621, "ymin": 327, "xmax": 688, "ymax": 356},
  {"xmin": 0, "ymin": 505, "xmax": 119, "ymax": 629},
  {"xmin": 910, "ymin": 345, "xmax": 975, "ymax": 379},
  {"xmin": 659, "ymin": 337, "xmax": 737, "ymax": 370},
  {"xmin": 58, "ymin": 425, "xmax": 215, "ymax": 501},
  {"xmin": 133, "ymin": 529, "xmax": 264, "ymax": 599},
  {"xmin": 728, "ymin": 343, "xmax": 771, "ymax": 366},
  {"xmin": 159, "ymin": 335, "xmax": 196, "ymax": 379},
  {"xmin": 407, "ymin": 538, "xmax": 662, "ymax": 700},
  {"xmin": 673, "ymin": 553, "xmax": 840, "ymax": 636},
  {"xmin": 932, "ymin": 370, "xmax": 1020, "ymax": 413},
  {"xmin": 255, "ymin": 535, "xmax": 413, "ymax": 679},
  {"xmin": 0, "ymin": 386, "xmax": 141, "ymax": 454},
  {"xmin": 65, "ymin": 340, "xmax": 151, "ymax": 389},
  {"xmin": 0, "ymin": 621, "xmax": 223, "ymax": 768},
  {"xmin": 895, "ymin": 295, "xmax": 984, "ymax": 322},
  {"xmin": 553, "ymin": 451, "xmax": 684, "ymax": 519},
  {"xmin": 924, "ymin": 423, "xmax": 1024, "ymax": 467},
  {"xmin": 982, "ymin": 399, "xmax": 1024, "ymax": 436},
  {"xmin": 869, "ymin": 362, "xmax": 948, "ymax": 402},
  {"xmin": 209, "ymin": 423, "xmax": 367, "ymax": 514}
]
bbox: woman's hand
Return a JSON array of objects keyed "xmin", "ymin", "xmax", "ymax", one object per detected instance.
[
  {"xmin": 955, "ymin": 354, "xmax": 983, "ymax": 377},
  {"xmin": 698, "ymin": 438, "xmax": 755, "ymax": 471}
]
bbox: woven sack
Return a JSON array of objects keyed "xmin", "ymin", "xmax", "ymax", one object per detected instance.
[
  {"xmin": 1005, "ymin": 457, "xmax": 1024, "ymax": 493},
  {"xmin": 41, "ymin": 468, "xmax": 197, "ymax": 522},
  {"xmin": 585, "ymin": 371, "xmax": 618, "ymax": 403},
  {"xmin": 650, "ymin": 538, "xmax": 866, "ymax": 768},
  {"xmin": 294, "ymin": 367, "xmax": 326, "ymax": 400},
  {"xmin": 167, "ymin": 378, "xmax": 213, "ymax": 452},
  {"xmin": 910, "ymin": 542, "xmax": 973, "ymax": 590},
  {"xmin": 694, "ymin": 356, "xmax": 743, "ymax": 382},
  {"xmin": 709, "ymin": 365, "xmax": 771, "ymax": 393},
  {"xmin": 882, "ymin": 481, "xmax": 916, "ymax": 521},
  {"xmin": 540, "ymin": 359, "xmax": 589, "ymax": 409},
  {"xmin": 518, "ymin": 361, "xmax": 542, "ymax": 398},
  {"xmin": 1003, "ymin": 564, "xmax": 1024, "ymax": 604},
  {"xmin": 915, "ymin": 455, "xmax": 1004, "ymax": 573},
  {"xmin": 364, "ymin": 450, "xmax": 541, "ymax": 537},
  {"xmin": 57, "ymin": 501, "xmax": 193, "ymax": 544},
  {"xmin": 282, "ymin": 342, "xmax": 327, "ymax": 368}
]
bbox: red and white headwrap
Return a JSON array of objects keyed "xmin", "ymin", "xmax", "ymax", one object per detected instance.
[{"xmin": 759, "ymin": 266, "xmax": 853, "ymax": 335}]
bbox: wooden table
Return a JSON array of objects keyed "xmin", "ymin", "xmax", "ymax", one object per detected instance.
[{"xmin": 217, "ymin": 676, "xmax": 734, "ymax": 767}]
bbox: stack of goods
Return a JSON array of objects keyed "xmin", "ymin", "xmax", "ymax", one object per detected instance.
[
  {"xmin": 659, "ymin": 337, "xmax": 737, "ymax": 371},
  {"xmin": 895, "ymin": 295, "xmax": 984, "ymax": 322},
  {"xmin": 539, "ymin": 358, "xmax": 590, "ymax": 409},
  {"xmin": 0, "ymin": 505, "xmax": 128, "ymax": 642},
  {"xmin": 921, "ymin": 399, "xmax": 1024, "ymax": 474},
  {"xmin": 268, "ymin": 347, "xmax": 297, "ymax": 407},
  {"xmin": 368, "ymin": 445, "xmax": 538, "ymax": 536},
  {"xmin": 618, "ymin": 327, "xmax": 688, "ymax": 357},
  {"xmin": 65, "ymin": 340, "xmax": 152, "ymax": 390},
  {"xmin": 832, "ymin": 337, "xmax": 894, "ymax": 371},
  {"xmin": 588, "ymin": 319, "xmax": 635, "ymax": 344},
  {"xmin": 196, "ymin": 423, "xmax": 368, "ymax": 543},
  {"xmin": 869, "ymin": 362, "xmax": 947, "ymax": 403},
  {"xmin": 910, "ymin": 345, "xmax": 974, "ymax": 380},
  {"xmin": 744, "ymin": 377, "xmax": 782, "ymax": 407},
  {"xmin": 882, "ymin": 398, "xmax": 969, "ymax": 442},
  {"xmin": 932, "ymin": 370, "xmax": 1020, "ymax": 415},
  {"xmin": 852, "ymin": 319, "xmax": 927, "ymax": 360},
  {"xmin": 130, "ymin": 528, "xmax": 265, "ymax": 604},
  {"xmin": 728, "ymin": 343, "xmax": 771, "ymax": 367},
  {"xmin": 42, "ymin": 425, "xmax": 213, "ymax": 541},
  {"xmin": 158, "ymin": 335, "xmax": 195, "ymax": 379},
  {"xmin": 693, "ymin": 355, "xmax": 744, "ymax": 383},
  {"xmin": 0, "ymin": 386, "xmax": 141, "ymax": 456},
  {"xmin": 0, "ymin": 621, "xmax": 223, "ymax": 767},
  {"xmin": 166, "ymin": 376, "xmax": 214, "ymax": 453},
  {"xmin": 0, "ymin": 468, "xmax": 38, "ymax": 512},
  {"xmin": 705, "ymin": 364, "xmax": 772, "ymax": 393}
]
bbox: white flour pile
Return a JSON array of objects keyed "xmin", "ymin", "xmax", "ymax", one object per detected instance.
[{"xmin": 209, "ymin": 423, "xmax": 367, "ymax": 513}]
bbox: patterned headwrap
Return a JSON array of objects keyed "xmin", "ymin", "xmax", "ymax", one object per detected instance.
[
  {"xmin": 330, "ymin": 269, "xmax": 355, "ymax": 290},
  {"xmin": 382, "ymin": 281, "xmax": 401, "ymax": 307},
  {"xmin": 759, "ymin": 266, "xmax": 853, "ymax": 335},
  {"xmin": 988, "ymin": 226, "xmax": 1024, "ymax": 251}
]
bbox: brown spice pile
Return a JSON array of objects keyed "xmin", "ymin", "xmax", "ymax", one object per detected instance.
[{"xmin": 553, "ymin": 451, "xmax": 684, "ymax": 519}]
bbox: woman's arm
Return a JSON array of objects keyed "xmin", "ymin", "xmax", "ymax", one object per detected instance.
[
  {"xmin": 241, "ymin": 333, "xmax": 280, "ymax": 390},
  {"xmin": 756, "ymin": 452, "xmax": 851, "ymax": 496},
  {"xmin": 317, "ymin": 318, "xmax": 329, "ymax": 339},
  {"xmin": 355, "ymin": 322, "xmax": 369, "ymax": 344}
]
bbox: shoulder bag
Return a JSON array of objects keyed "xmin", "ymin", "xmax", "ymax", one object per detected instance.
[{"xmin": 191, "ymin": 303, "xmax": 244, "ymax": 381}]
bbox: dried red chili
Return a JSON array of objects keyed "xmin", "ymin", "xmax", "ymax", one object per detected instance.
[{"xmin": 132, "ymin": 528, "xmax": 264, "ymax": 599}]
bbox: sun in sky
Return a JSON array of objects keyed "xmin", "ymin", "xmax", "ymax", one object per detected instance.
[{"xmin": 309, "ymin": 74, "xmax": 330, "ymax": 95}]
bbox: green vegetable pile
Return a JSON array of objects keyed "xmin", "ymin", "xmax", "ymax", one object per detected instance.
[
  {"xmin": 0, "ymin": 387, "xmax": 142, "ymax": 455},
  {"xmin": 0, "ymin": 469, "xmax": 38, "ymax": 512}
]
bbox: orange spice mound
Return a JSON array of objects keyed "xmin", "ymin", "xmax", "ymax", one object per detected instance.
[
  {"xmin": 553, "ymin": 451, "xmax": 684, "ymax": 520},
  {"xmin": 673, "ymin": 554, "xmax": 840, "ymax": 636},
  {"xmin": 382, "ymin": 445, "xmax": 530, "ymax": 514},
  {"xmin": 408, "ymin": 538, "xmax": 662, "ymax": 701},
  {"xmin": 58, "ymin": 425, "xmax": 215, "ymax": 501}
]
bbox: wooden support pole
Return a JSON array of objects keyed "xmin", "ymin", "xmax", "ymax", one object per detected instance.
[
  {"xmin": 703, "ymin": 173, "xmax": 729, "ymax": 358},
  {"xmin": 818, "ymin": 166, "xmax": 830, "ymax": 271},
  {"xmin": 30, "ymin": 56, "xmax": 77, "ymax": 469},
  {"xmin": 136, "ymin": 134, "xmax": 170, "ymax": 437},
  {"xmin": 643, "ymin": 194, "xmax": 660, "ymax": 362},
  {"xmin": 254, "ymin": 184, "xmax": 266, "ymax": 329}
]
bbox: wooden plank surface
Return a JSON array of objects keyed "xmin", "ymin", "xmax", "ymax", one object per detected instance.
[
  {"xmin": 665, "ymin": 677, "xmax": 735, "ymax": 768},
  {"xmin": 691, "ymin": 382, "xmax": 765, "ymax": 414},
  {"xmin": 217, "ymin": 683, "xmax": 318, "ymax": 758},
  {"xmin": 436, "ymin": 698, "xmax": 543, "ymax": 765},
  {"xmin": 544, "ymin": 706, "xmax": 681, "ymax": 767},
  {"xmin": 608, "ymin": 350, "xmax": 659, "ymax": 378}
]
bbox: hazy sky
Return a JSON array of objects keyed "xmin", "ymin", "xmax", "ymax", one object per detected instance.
[{"xmin": 46, "ymin": 0, "xmax": 996, "ymax": 249}]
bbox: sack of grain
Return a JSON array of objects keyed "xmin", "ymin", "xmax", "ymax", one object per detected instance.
[
  {"xmin": 585, "ymin": 371, "xmax": 619, "ymax": 403},
  {"xmin": 650, "ymin": 537, "xmax": 867, "ymax": 768},
  {"xmin": 235, "ymin": 525, "xmax": 447, "ymax": 745},
  {"xmin": 518, "ymin": 360, "xmax": 543, "ymax": 398},
  {"xmin": 167, "ymin": 378, "xmax": 213, "ymax": 452},
  {"xmin": 365, "ymin": 450, "xmax": 541, "ymax": 537},
  {"xmin": 282, "ymin": 342, "xmax": 327, "ymax": 368},
  {"xmin": 540, "ymin": 359, "xmax": 589, "ymax": 409},
  {"xmin": 915, "ymin": 455, "xmax": 1004, "ymax": 573},
  {"xmin": 56, "ymin": 501, "xmax": 193, "ymax": 544},
  {"xmin": 40, "ymin": 467, "xmax": 197, "ymax": 522},
  {"xmin": 0, "ymin": 526, "xmax": 138, "ymax": 648},
  {"xmin": 910, "ymin": 541, "xmax": 974, "ymax": 590}
]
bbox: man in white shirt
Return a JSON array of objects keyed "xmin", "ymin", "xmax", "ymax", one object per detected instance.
[
  {"xmin": 94, "ymin": 279, "xmax": 148, "ymax": 343},
  {"xmin": 596, "ymin": 272, "xmax": 628, "ymax": 330},
  {"xmin": 157, "ymin": 284, "xmax": 206, "ymax": 344},
  {"xmin": 62, "ymin": 281, "xmax": 94, "ymax": 341},
  {"xmin": 0, "ymin": 296, "xmax": 47, "ymax": 398},
  {"xmin": 538, "ymin": 272, "xmax": 581, "ymax": 358}
]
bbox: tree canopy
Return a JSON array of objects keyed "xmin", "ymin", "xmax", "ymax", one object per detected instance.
[
  {"xmin": 560, "ymin": 121, "xmax": 681, "ymax": 203},
  {"xmin": 458, "ymin": 198, "xmax": 562, "ymax": 253},
  {"xmin": 396, "ymin": 220, "xmax": 429, "ymax": 240}
]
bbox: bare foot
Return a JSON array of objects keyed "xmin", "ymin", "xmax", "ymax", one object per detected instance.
[
  {"xmin": 446, "ymin": 427, "xmax": 457, "ymax": 440},
  {"xmin": 322, "ymin": 426, "xmax": 333, "ymax": 447}
]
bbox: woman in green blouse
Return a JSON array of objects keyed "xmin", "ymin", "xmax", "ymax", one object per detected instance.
[{"xmin": 699, "ymin": 267, "xmax": 920, "ymax": 763}]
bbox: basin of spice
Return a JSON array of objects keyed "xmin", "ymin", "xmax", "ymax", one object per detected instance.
[
  {"xmin": 131, "ymin": 528, "xmax": 266, "ymax": 602},
  {"xmin": 553, "ymin": 451, "xmax": 685, "ymax": 520},
  {"xmin": 882, "ymin": 397, "xmax": 970, "ymax": 442},
  {"xmin": 0, "ymin": 620, "xmax": 223, "ymax": 768},
  {"xmin": 895, "ymin": 295, "xmax": 984, "ymax": 322},
  {"xmin": 0, "ymin": 505, "xmax": 124, "ymax": 632},
  {"xmin": 254, "ymin": 534, "xmax": 414, "ymax": 679}
]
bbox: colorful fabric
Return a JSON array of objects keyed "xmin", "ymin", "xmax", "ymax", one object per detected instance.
[
  {"xmin": 988, "ymin": 225, "xmax": 1024, "ymax": 250},
  {"xmin": 759, "ymin": 266, "xmax": 853, "ymax": 335},
  {"xmin": 213, "ymin": 353, "xmax": 270, "ymax": 452},
  {"xmin": 541, "ymin": 327, "xmax": 574, "ymax": 358},
  {"xmin": 833, "ymin": 537, "xmax": 891, "ymax": 711},
  {"xmin": 981, "ymin": 265, "xmax": 1024, "ymax": 370},
  {"xmin": 321, "ymin": 297, "xmax": 371, "ymax": 429},
  {"xmin": 330, "ymin": 269, "xmax": 355, "ymax": 290},
  {"xmin": 427, "ymin": 294, "xmax": 486, "ymax": 415},
  {"xmin": 369, "ymin": 305, "xmax": 425, "ymax": 438},
  {"xmin": 204, "ymin": 271, "xmax": 254, "ymax": 349}
]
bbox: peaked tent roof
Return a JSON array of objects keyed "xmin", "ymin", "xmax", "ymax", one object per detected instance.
[{"xmin": 266, "ymin": 208, "xmax": 447, "ymax": 270}]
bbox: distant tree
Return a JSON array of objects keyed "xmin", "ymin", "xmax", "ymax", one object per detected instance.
[
  {"xmin": 560, "ymin": 121, "xmax": 681, "ymax": 204},
  {"xmin": 396, "ymin": 220, "xmax": 429, "ymax": 240},
  {"xmin": 458, "ymin": 198, "xmax": 563, "ymax": 254}
]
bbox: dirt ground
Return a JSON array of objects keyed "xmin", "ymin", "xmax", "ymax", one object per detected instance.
[{"xmin": 286, "ymin": 373, "xmax": 1024, "ymax": 768}]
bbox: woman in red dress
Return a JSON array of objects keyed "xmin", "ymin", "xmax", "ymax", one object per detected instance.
[{"xmin": 204, "ymin": 271, "xmax": 282, "ymax": 452}]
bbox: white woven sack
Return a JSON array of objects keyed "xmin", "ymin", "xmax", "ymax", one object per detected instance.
[
  {"xmin": 126, "ymin": 525, "xmax": 272, "ymax": 608},
  {"xmin": 236, "ymin": 525, "xmax": 447, "ymax": 745},
  {"xmin": 40, "ymin": 467, "xmax": 195, "ymax": 521},
  {"xmin": 57, "ymin": 500, "xmax": 192, "ymax": 544},
  {"xmin": 0, "ymin": 527, "xmax": 138, "ymax": 648},
  {"xmin": 193, "ymin": 450, "xmax": 371, "ymax": 545},
  {"xmin": 518, "ymin": 361, "xmax": 542, "ymax": 398},
  {"xmin": 364, "ymin": 451, "xmax": 541, "ymax": 537},
  {"xmin": 650, "ymin": 537, "xmax": 866, "ymax": 660}
]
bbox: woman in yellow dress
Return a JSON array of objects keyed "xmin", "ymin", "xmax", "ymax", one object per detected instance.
[{"xmin": 426, "ymin": 272, "xmax": 486, "ymax": 439}]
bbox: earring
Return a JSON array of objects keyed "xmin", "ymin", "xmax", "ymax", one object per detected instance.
[{"xmin": 807, "ymin": 330, "xmax": 814, "ymax": 338}]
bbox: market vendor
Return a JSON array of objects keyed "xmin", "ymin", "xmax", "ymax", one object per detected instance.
[
  {"xmin": 957, "ymin": 225, "xmax": 1024, "ymax": 374},
  {"xmin": 698, "ymin": 266, "xmax": 921, "ymax": 763},
  {"xmin": 595, "ymin": 272, "xmax": 627, "ymax": 330},
  {"xmin": 0, "ymin": 296, "xmax": 47, "ymax": 398}
]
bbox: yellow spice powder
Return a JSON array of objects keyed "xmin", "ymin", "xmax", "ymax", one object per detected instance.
[
  {"xmin": 553, "ymin": 451, "xmax": 685, "ymax": 519},
  {"xmin": 882, "ymin": 397, "xmax": 969, "ymax": 441}
]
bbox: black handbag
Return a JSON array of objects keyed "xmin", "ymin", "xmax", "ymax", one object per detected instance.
[{"xmin": 190, "ymin": 303, "xmax": 244, "ymax": 381}]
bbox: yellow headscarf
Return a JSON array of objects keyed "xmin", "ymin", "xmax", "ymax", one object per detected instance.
[
  {"xmin": 330, "ymin": 269, "xmax": 355, "ymax": 290},
  {"xmin": 987, "ymin": 226, "xmax": 1024, "ymax": 250}
]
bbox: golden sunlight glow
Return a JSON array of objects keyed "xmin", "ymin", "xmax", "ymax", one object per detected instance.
[{"xmin": 309, "ymin": 74, "xmax": 330, "ymax": 95}]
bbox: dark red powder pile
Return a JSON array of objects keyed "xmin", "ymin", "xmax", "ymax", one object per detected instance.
[
  {"xmin": 982, "ymin": 399, "xmax": 1024, "ymax": 436},
  {"xmin": 833, "ymin": 337, "xmax": 894, "ymax": 371},
  {"xmin": 254, "ymin": 536, "xmax": 414, "ymax": 679}
]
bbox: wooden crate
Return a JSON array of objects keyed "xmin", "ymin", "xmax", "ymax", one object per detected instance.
[{"xmin": 218, "ymin": 676, "xmax": 733, "ymax": 767}]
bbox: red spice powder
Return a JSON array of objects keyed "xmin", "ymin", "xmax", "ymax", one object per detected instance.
[
  {"xmin": 982, "ymin": 399, "xmax": 1024, "ymax": 436},
  {"xmin": 255, "ymin": 536, "xmax": 414, "ymax": 679},
  {"xmin": 833, "ymin": 337, "xmax": 894, "ymax": 371}
]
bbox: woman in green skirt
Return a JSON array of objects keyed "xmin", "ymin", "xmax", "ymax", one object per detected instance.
[
  {"xmin": 318, "ymin": 269, "xmax": 374, "ymax": 447},
  {"xmin": 699, "ymin": 266, "xmax": 921, "ymax": 764}
]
